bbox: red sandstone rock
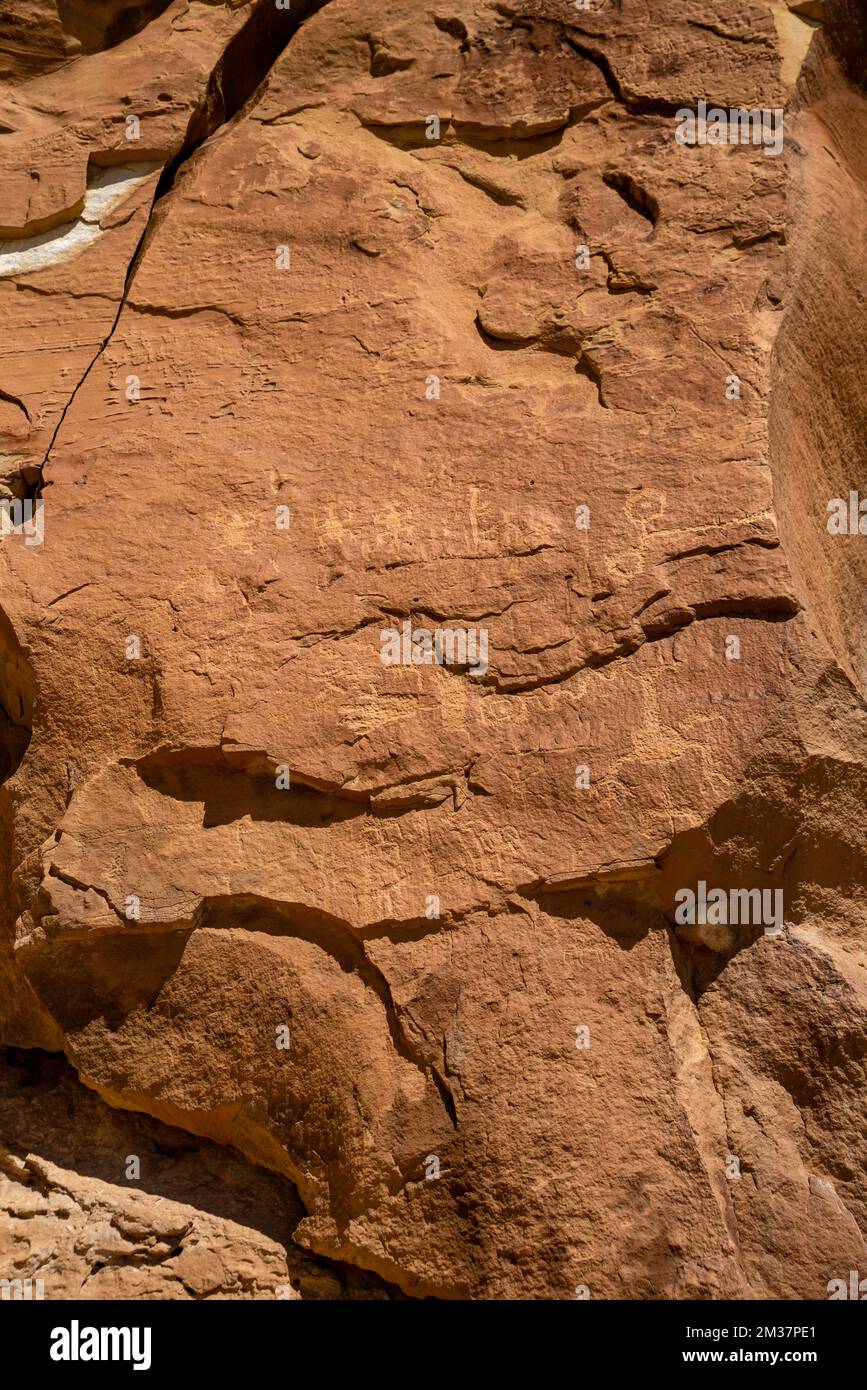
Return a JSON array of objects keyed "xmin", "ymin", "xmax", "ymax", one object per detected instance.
[{"xmin": 0, "ymin": 0, "xmax": 864, "ymax": 1300}]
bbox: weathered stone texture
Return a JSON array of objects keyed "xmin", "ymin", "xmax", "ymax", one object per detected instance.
[{"xmin": 0, "ymin": 0, "xmax": 864, "ymax": 1299}]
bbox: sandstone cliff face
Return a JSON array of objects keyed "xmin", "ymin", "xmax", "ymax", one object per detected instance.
[
  {"xmin": 0, "ymin": 0, "xmax": 864, "ymax": 1300},
  {"xmin": 0, "ymin": 1047, "xmax": 393, "ymax": 1298}
]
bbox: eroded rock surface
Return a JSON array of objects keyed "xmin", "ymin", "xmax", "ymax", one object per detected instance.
[
  {"xmin": 0, "ymin": 1047, "xmax": 393, "ymax": 1298},
  {"xmin": 0, "ymin": 0, "xmax": 865, "ymax": 1299}
]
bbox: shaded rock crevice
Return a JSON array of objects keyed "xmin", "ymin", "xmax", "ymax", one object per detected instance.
[{"xmin": 0, "ymin": 1045, "xmax": 401, "ymax": 1300}]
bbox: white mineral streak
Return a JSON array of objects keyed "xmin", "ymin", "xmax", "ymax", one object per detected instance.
[{"xmin": 0, "ymin": 162, "xmax": 160, "ymax": 277}]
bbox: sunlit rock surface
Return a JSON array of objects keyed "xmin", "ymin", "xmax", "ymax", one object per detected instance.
[{"xmin": 0, "ymin": 0, "xmax": 864, "ymax": 1299}]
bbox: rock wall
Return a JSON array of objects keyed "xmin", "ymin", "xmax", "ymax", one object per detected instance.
[
  {"xmin": 0, "ymin": 1047, "xmax": 394, "ymax": 1297},
  {"xmin": 0, "ymin": 0, "xmax": 864, "ymax": 1299}
]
